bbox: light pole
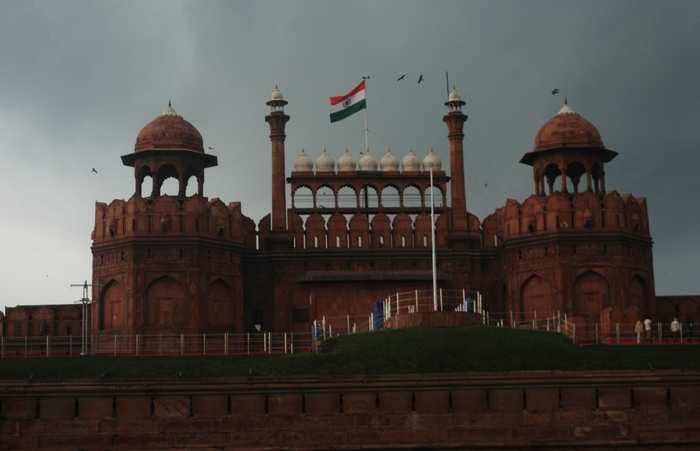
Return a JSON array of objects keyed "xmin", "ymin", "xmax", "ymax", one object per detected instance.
[{"xmin": 70, "ymin": 280, "xmax": 92, "ymax": 356}]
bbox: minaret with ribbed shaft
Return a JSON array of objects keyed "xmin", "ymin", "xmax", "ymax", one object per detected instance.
[
  {"xmin": 265, "ymin": 86, "xmax": 289, "ymax": 232},
  {"xmin": 443, "ymin": 87, "xmax": 468, "ymax": 236}
]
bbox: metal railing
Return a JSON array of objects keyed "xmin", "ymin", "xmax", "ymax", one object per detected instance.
[{"xmin": 0, "ymin": 332, "xmax": 314, "ymax": 359}]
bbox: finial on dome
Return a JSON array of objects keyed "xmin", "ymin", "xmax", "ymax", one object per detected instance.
[
  {"xmin": 557, "ymin": 97, "xmax": 575, "ymax": 115},
  {"xmin": 162, "ymin": 99, "xmax": 178, "ymax": 116}
]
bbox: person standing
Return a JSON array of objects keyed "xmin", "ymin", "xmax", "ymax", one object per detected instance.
[
  {"xmin": 644, "ymin": 317, "xmax": 653, "ymax": 342},
  {"xmin": 634, "ymin": 320, "xmax": 644, "ymax": 344},
  {"xmin": 671, "ymin": 317, "xmax": 681, "ymax": 343}
]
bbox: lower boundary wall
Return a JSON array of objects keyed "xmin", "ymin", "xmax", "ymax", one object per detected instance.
[{"xmin": 1, "ymin": 370, "xmax": 699, "ymax": 450}]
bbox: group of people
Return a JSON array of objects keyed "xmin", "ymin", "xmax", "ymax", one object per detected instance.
[{"xmin": 633, "ymin": 317, "xmax": 695, "ymax": 344}]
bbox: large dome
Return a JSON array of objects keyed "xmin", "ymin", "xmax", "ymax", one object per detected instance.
[
  {"xmin": 135, "ymin": 105, "xmax": 204, "ymax": 153},
  {"xmin": 533, "ymin": 103, "xmax": 604, "ymax": 152}
]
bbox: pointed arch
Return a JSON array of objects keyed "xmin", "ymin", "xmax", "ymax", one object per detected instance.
[
  {"xmin": 206, "ymin": 279, "xmax": 233, "ymax": 329},
  {"xmin": 520, "ymin": 275, "xmax": 552, "ymax": 320},
  {"xmin": 573, "ymin": 271, "xmax": 609, "ymax": 321},
  {"xmin": 100, "ymin": 279, "xmax": 125, "ymax": 331},
  {"xmin": 145, "ymin": 276, "xmax": 186, "ymax": 331}
]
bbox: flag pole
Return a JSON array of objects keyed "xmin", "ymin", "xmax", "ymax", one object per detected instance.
[
  {"xmin": 430, "ymin": 167, "xmax": 438, "ymax": 311},
  {"xmin": 362, "ymin": 76, "xmax": 370, "ymax": 152}
]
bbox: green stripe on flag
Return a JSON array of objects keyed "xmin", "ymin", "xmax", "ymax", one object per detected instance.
[{"xmin": 330, "ymin": 99, "xmax": 367, "ymax": 123}]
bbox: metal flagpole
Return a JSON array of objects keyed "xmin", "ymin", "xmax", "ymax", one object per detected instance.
[
  {"xmin": 361, "ymin": 76, "xmax": 370, "ymax": 152},
  {"xmin": 430, "ymin": 167, "xmax": 438, "ymax": 311}
]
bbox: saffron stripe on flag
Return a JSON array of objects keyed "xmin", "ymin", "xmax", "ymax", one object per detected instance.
[
  {"xmin": 330, "ymin": 99, "xmax": 366, "ymax": 123},
  {"xmin": 330, "ymin": 81, "xmax": 366, "ymax": 106}
]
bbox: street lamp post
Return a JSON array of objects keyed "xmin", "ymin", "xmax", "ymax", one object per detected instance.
[{"xmin": 70, "ymin": 280, "xmax": 92, "ymax": 356}]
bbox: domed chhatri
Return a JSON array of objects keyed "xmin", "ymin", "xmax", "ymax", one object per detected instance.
[
  {"xmin": 337, "ymin": 147, "xmax": 356, "ymax": 172},
  {"xmin": 358, "ymin": 149, "xmax": 379, "ymax": 171},
  {"xmin": 316, "ymin": 147, "xmax": 335, "ymax": 173},
  {"xmin": 533, "ymin": 101, "xmax": 605, "ymax": 153},
  {"xmin": 293, "ymin": 148, "xmax": 313, "ymax": 172},
  {"xmin": 402, "ymin": 149, "xmax": 420, "ymax": 172},
  {"xmin": 380, "ymin": 147, "xmax": 399, "ymax": 172},
  {"xmin": 422, "ymin": 147, "xmax": 442, "ymax": 171},
  {"xmin": 135, "ymin": 102, "xmax": 204, "ymax": 153}
]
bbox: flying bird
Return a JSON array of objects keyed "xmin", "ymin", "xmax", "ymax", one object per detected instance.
[
  {"xmin": 207, "ymin": 146, "xmax": 215, "ymax": 150},
  {"xmin": 417, "ymin": 73, "xmax": 424, "ymax": 84},
  {"xmin": 551, "ymin": 88, "xmax": 559, "ymax": 96},
  {"xmin": 91, "ymin": 168, "xmax": 98, "ymax": 174},
  {"xmin": 397, "ymin": 73, "xmax": 407, "ymax": 81}
]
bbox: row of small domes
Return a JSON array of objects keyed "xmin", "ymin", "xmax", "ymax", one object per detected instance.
[{"xmin": 293, "ymin": 147, "xmax": 442, "ymax": 173}]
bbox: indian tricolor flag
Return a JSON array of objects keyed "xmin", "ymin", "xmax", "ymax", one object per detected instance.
[{"xmin": 329, "ymin": 81, "xmax": 367, "ymax": 123}]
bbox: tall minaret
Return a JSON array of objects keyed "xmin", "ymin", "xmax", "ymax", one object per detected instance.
[
  {"xmin": 265, "ymin": 86, "xmax": 289, "ymax": 232},
  {"xmin": 443, "ymin": 87, "xmax": 468, "ymax": 235}
]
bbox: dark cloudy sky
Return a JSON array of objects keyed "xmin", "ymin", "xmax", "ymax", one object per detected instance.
[{"xmin": 1, "ymin": 1, "xmax": 698, "ymax": 307}]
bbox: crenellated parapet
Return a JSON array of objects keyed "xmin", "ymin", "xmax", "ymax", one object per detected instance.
[
  {"xmin": 92, "ymin": 195, "xmax": 255, "ymax": 247},
  {"xmin": 482, "ymin": 191, "xmax": 649, "ymax": 247},
  {"xmin": 268, "ymin": 210, "xmax": 480, "ymax": 251}
]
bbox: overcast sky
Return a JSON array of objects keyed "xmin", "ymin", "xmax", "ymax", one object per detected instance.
[{"xmin": 1, "ymin": 0, "xmax": 698, "ymax": 308}]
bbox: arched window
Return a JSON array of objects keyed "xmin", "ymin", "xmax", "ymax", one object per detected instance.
[
  {"xmin": 403, "ymin": 185, "xmax": 422, "ymax": 208},
  {"xmin": 381, "ymin": 185, "xmax": 401, "ymax": 208},
  {"xmin": 424, "ymin": 186, "xmax": 443, "ymax": 207},
  {"xmin": 293, "ymin": 186, "xmax": 313, "ymax": 208},
  {"xmin": 316, "ymin": 186, "xmax": 336, "ymax": 209},
  {"xmin": 359, "ymin": 186, "xmax": 379, "ymax": 208},
  {"xmin": 337, "ymin": 186, "xmax": 357, "ymax": 208}
]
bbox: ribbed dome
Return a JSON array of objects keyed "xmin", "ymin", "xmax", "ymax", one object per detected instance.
[
  {"xmin": 315, "ymin": 147, "xmax": 335, "ymax": 172},
  {"xmin": 402, "ymin": 150, "xmax": 420, "ymax": 172},
  {"xmin": 135, "ymin": 104, "xmax": 203, "ymax": 153},
  {"xmin": 337, "ymin": 148, "xmax": 356, "ymax": 172},
  {"xmin": 422, "ymin": 147, "xmax": 442, "ymax": 171},
  {"xmin": 533, "ymin": 102, "xmax": 605, "ymax": 152},
  {"xmin": 358, "ymin": 150, "xmax": 378, "ymax": 171},
  {"xmin": 380, "ymin": 147, "xmax": 399, "ymax": 172},
  {"xmin": 293, "ymin": 149, "xmax": 313, "ymax": 172}
]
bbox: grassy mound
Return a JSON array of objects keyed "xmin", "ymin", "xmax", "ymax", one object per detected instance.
[{"xmin": 1, "ymin": 327, "xmax": 699, "ymax": 380}]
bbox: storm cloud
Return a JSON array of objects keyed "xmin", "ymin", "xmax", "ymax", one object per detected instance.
[{"xmin": 1, "ymin": 0, "xmax": 698, "ymax": 306}]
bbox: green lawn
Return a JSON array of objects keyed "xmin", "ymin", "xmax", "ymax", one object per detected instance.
[{"xmin": 1, "ymin": 327, "xmax": 699, "ymax": 380}]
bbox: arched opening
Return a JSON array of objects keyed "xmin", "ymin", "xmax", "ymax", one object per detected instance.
[
  {"xmin": 315, "ymin": 186, "xmax": 336, "ymax": 209},
  {"xmin": 381, "ymin": 185, "xmax": 401, "ymax": 208},
  {"xmin": 544, "ymin": 163, "xmax": 560, "ymax": 194},
  {"xmin": 337, "ymin": 186, "xmax": 357, "ymax": 208},
  {"xmin": 101, "ymin": 280, "xmax": 125, "ymax": 331},
  {"xmin": 145, "ymin": 277, "xmax": 186, "ymax": 331},
  {"xmin": 566, "ymin": 162, "xmax": 586, "ymax": 194},
  {"xmin": 293, "ymin": 186, "xmax": 314, "ymax": 208},
  {"xmin": 403, "ymin": 185, "xmax": 422, "ymax": 208},
  {"xmin": 424, "ymin": 186, "xmax": 443, "ymax": 208},
  {"xmin": 591, "ymin": 163, "xmax": 604, "ymax": 193},
  {"xmin": 207, "ymin": 279, "xmax": 233, "ymax": 329},
  {"xmin": 158, "ymin": 165, "xmax": 180, "ymax": 197},
  {"xmin": 140, "ymin": 176, "xmax": 153, "ymax": 198},
  {"xmin": 573, "ymin": 271, "xmax": 609, "ymax": 322},
  {"xmin": 137, "ymin": 166, "xmax": 154, "ymax": 197},
  {"xmin": 359, "ymin": 185, "xmax": 379, "ymax": 208},
  {"xmin": 520, "ymin": 275, "xmax": 552, "ymax": 321},
  {"xmin": 185, "ymin": 175, "xmax": 198, "ymax": 197}
]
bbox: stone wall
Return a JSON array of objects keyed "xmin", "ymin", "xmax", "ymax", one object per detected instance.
[{"xmin": 1, "ymin": 370, "xmax": 699, "ymax": 450}]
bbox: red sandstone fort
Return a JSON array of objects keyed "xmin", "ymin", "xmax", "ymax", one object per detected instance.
[{"xmin": 1, "ymin": 87, "xmax": 697, "ymax": 339}]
